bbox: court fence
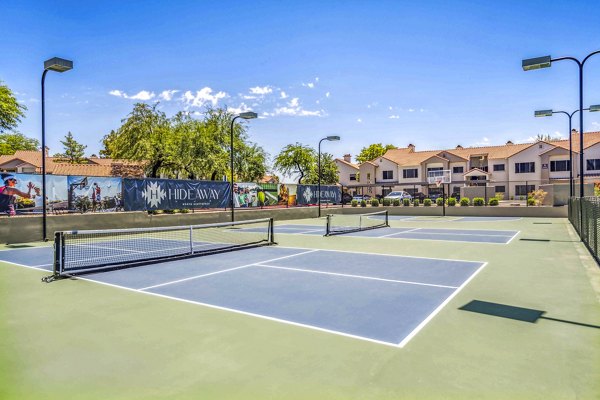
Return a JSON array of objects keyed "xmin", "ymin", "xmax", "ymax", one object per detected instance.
[{"xmin": 569, "ymin": 197, "xmax": 600, "ymax": 265}]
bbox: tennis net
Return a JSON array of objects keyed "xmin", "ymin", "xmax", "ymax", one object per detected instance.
[
  {"xmin": 52, "ymin": 218, "xmax": 275, "ymax": 276},
  {"xmin": 325, "ymin": 210, "xmax": 389, "ymax": 236}
]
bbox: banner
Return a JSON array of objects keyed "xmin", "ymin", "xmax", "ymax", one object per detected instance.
[
  {"xmin": 123, "ymin": 178, "xmax": 231, "ymax": 211},
  {"xmin": 296, "ymin": 185, "xmax": 341, "ymax": 205},
  {"xmin": 234, "ymin": 182, "xmax": 278, "ymax": 208},
  {"xmin": 1, "ymin": 173, "xmax": 68, "ymax": 214},
  {"xmin": 68, "ymin": 176, "xmax": 123, "ymax": 212}
]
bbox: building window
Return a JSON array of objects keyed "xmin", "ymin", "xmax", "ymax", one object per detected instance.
[
  {"xmin": 550, "ymin": 160, "xmax": 570, "ymax": 172},
  {"xmin": 403, "ymin": 169, "xmax": 418, "ymax": 179},
  {"xmin": 493, "ymin": 164, "xmax": 505, "ymax": 171},
  {"xmin": 349, "ymin": 174, "xmax": 357, "ymax": 181},
  {"xmin": 452, "ymin": 166, "xmax": 464, "ymax": 174},
  {"xmin": 587, "ymin": 159, "xmax": 600, "ymax": 171},
  {"xmin": 382, "ymin": 170, "xmax": 394, "ymax": 180},
  {"xmin": 427, "ymin": 167, "xmax": 443, "ymax": 174},
  {"xmin": 515, "ymin": 162, "xmax": 535, "ymax": 173},
  {"xmin": 515, "ymin": 185, "xmax": 536, "ymax": 196},
  {"xmin": 495, "ymin": 186, "xmax": 506, "ymax": 193}
]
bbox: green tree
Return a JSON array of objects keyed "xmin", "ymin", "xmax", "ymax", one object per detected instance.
[
  {"xmin": 235, "ymin": 142, "xmax": 269, "ymax": 182},
  {"xmin": 304, "ymin": 152, "xmax": 339, "ymax": 185},
  {"xmin": 0, "ymin": 81, "xmax": 27, "ymax": 133},
  {"xmin": 536, "ymin": 133, "xmax": 560, "ymax": 142},
  {"xmin": 0, "ymin": 132, "xmax": 39, "ymax": 155},
  {"xmin": 355, "ymin": 143, "xmax": 396, "ymax": 163},
  {"xmin": 54, "ymin": 132, "xmax": 87, "ymax": 163},
  {"xmin": 273, "ymin": 143, "xmax": 316, "ymax": 184}
]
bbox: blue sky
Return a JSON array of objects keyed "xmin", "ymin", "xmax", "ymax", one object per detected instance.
[{"xmin": 1, "ymin": 0, "xmax": 599, "ymax": 171}]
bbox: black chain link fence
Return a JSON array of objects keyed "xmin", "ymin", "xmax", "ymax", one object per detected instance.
[{"xmin": 569, "ymin": 197, "xmax": 600, "ymax": 265}]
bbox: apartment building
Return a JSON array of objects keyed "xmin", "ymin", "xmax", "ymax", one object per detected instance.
[{"xmin": 335, "ymin": 130, "xmax": 600, "ymax": 198}]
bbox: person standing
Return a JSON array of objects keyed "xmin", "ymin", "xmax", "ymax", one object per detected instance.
[{"xmin": 0, "ymin": 174, "xmax": 39, "ymax": 216}]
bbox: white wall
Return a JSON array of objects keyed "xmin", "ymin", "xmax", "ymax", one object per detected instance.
[
  {"xmin": 335, "ymin": 160, "xmax": 359, "ymax": 186},
  {"xmin": 375, "ymin": 158, "xmax": 399, "ymax": 183}
]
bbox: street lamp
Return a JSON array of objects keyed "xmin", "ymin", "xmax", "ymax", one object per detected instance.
[
  {"xmin": 523, "ymin": 50, "xmax": 600, "ymax": 197},
  {"xmin": 534, "ymin": 106, "xmax": 599, "ymax": 197},
  {"xmin": 42, "ymin": 57, "xmax": 73, "ymax": 241},
  {"xmin": 230, "ymin": 111, "xmax": 257, "ymax": 222},
  {"xmin": 318, "ymin": 135, "xmax": 341, "ymax": 217}
]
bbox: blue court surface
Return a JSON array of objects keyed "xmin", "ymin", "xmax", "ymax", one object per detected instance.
[
  {"xmin": 371, "ymin": 215, "xmax": 522, "ymax": 222},
  {"xmin": 270, "ymin": 225, "xmax": 520, "ymax": 244},
  {"xmin": 0, "ymin": 245, "xmax": 486, "ymax": 347}
]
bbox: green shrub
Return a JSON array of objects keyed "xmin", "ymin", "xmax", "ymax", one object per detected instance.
[
  {"xmin": 423, "ymin": 198, "xmax": 432, "ymax": 207},
  {"xmin": 460, "ymin": 197, "xmax": 470, "ymax": 206},
  {"xmin": 393, "ymin": 199, "xmax": 401, "ymax": 207},
  {"xmin": 383, "ymin": 198, "xmax": 391, "ymax": 206},
  {"xmin": 527, "ymin": 198, "xmax": 535, "ymax": 206},
  {"xmin": 413, "ymin": 199, "xmax": 420, "ymax": 207},
  {"xmin": 180, "ymin": 208, "xmax": 190, "ymax": 213},
  {"xmin": 163, "ymin": 209, "xmax": 176, "ymax": 214},
  {"xmin": 488, "ymin": 198, "xmax": 499, "ymax": 206},
  {"xmin": 351, "ymin": 200, "xmax": 358, "ymax": 207},
  {"xmin": 403, "ymin": 198, "xmax": 410, "ymax": 206},
  {"xmin": 360, "ymin": 200, "xmax": 367, "ymax": 207},
  {"xmin": 371, "ymin": 198, "xmax": 379, "ymax": 207},
  {"xmin": 473, "ymin": 197, "xmax": 485, "ymax": 206},
  {"xmin": 447, "ymin": 197, "xmax": 457, "ymax": 206},
  {"xmin": 436, "ymin": 197, "xmax": 444, "ymax": 206}
]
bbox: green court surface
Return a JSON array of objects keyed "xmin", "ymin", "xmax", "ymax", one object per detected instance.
[{"xmin": 1, "ymin": 216, "xmax": 599, "ymax": 399}]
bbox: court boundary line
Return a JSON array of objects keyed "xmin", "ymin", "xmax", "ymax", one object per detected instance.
[
  {"xmin": 506, "ymin": 231, "xmax": 521, "ymax": 244},
  {"xmin": 138, "ymin": 249, "xmax": 320, "ymax": 290},
  {"xmin": 397, "ymin": 261, "xmax": 489, "ymax": 348},
  {"xmin": 326, "ymin": 232, "xmax": 514, "ymax": 245},
  {"xmin": 255, "ymin": 263, "xmax": 459, "ymax": 289}
]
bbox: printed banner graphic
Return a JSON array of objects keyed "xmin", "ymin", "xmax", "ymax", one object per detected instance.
[
  {"xmin": 68, "ymin": 176, "xmax": 123, "ymax": 212},
  {"xmin": 123, "ymin": 178, "xmax": 231, "ymax": 211},
  {"xmin": 295, "ymin": 185, "xmax": 341, "ymax": 205}
]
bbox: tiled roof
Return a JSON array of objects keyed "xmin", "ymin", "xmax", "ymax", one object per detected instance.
[
  {"xmin": 0, "ymin": 150, "xmax": 57, "ymax": 169},
  {"xmin": 335, "ymin": 158, "xmax": 359, "ymax": 169}
]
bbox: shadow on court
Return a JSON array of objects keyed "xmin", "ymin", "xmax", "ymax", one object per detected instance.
[{"xmin": 459, "ymin": 300, "xmax": 600, "ymax": 329}]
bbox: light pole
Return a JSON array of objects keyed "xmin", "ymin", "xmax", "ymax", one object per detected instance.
[
  {"xmin": 230, "ymin": 111, "xmax": 257, "ymax": 222},
  {"xmin": 534, "ymin": 106, "xmax": 600, "ymax": 197},
  {"xmin": 42, "ymin": 57, "xmax": 73, "ymax": 241},
  {"xmin": 318, "ymin": 135, "xmax": 340, "ymax": 217},
  {"xmin": 523, "ymin": 50, "xmax": 600, "ymax": 198}
]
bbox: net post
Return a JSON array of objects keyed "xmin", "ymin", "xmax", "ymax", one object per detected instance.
[
  {"xmin": 385, "ymin": 210, "xmax": 389, "ymax": 227},
  {"xmin": 269, "ymin": 217, "xmax": 275, "ymax": 244},
  {"xmin": 325, "ymin": 214, "xmax": 331, "ymax": 236},
  {"xmin": 53, "ymin": 231, "xmax": 62, "ymax": 276},
  {"xmin": 189, "ymin": 225, "xmax": 194, "ymax": 254}
]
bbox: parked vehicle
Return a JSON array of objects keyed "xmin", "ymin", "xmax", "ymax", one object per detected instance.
[
  {"xmin": 412, "ymin": 192, "xmax": 427, "ymax": 202},
  {"xmin": 352, "ymin": 194, "xmax": 372, "ymax": 202},
  {"xmin": 341, "ymin": 192, "xmax": 353, "ymax": 203},
  {"xmin": 383, "ymin": 191, "xmax": 412, "ymax": 201}
]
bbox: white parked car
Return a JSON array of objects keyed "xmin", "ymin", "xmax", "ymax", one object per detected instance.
[{"xmin": 384, "ymin": 191, "xmax": 412, "ymax": 201}]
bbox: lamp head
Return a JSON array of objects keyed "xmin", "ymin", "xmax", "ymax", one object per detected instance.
[
  {"xmin": 326, "ymin": 135, "xmax": 340, "ymax": 141},
  {"xmin": 239, "ymin": 112, "xmax": 258, "ymax": 120},
  {"xmin": 44, "ymin": 57, "xmax": 73, "ymax": 72},
  {"xmin": 522, "ymin": 55, "xmax": 551, "ymax": 71},
  {"xmin": 590, "ymin": 104, "xmax": 600, "ymax": 113},
  {"xmin": 534, "ymin": 110, "xmax": 553, "ymax": 117}
]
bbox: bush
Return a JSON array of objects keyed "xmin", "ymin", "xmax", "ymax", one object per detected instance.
[
  {"xmin": 371, "ymin": 198, "xmax": 379, "ymax": 207},
  {"xmin": 393, "ymin": 199, "xmax": 401, "ymax": 207},
  {"xmin": 495, "ymin": 192, "xmax": 505, "ymax": 201},
  {"xmin": 403, "ymin": 198, "xmax": 410, "ymax": 206},
  {"xmin": 436, "ymin": 197, "xmax": 444, "ymax": 206},
  {"xmin": 163, "ymin": 209, "xmax": 176, "ymax": 214},
  {"xmin": 423, "ymin": 198, "xmax": 432, "ymax": 207},
  {"xmin": 530, "ymin": 189, "xmax": 548, "ymax": 206},
  {"xmin": 460, "ymin": 197, "xmax": 470, "ymax": 206},
  {"xmin": 527, "ymin": 198, "xmax": 535, "ymax": 206},
  {"xmin": 351, "ymin": 200, "xmax": 358, "ymax": 207},
  {"xmin": 447, "ymin": 197, "xmax": 457, "ymax": 206},
  {"xmin": 360, "ymin": 200, "xmax": 367, "ymax": 207},
  {"xmin": 383, "ymin": 198, "xmax": 391, "ymax": 206},
  {"xmin": 413, "ymin": 199, "xmax": 420, "ymax": 207},
  {"xmin": 473, "ymin": 197, "xmax": 485, "ymax": 206},
  {"xmin": 488, "ymin": 198, "xmax": 499, "ymax": 206}
]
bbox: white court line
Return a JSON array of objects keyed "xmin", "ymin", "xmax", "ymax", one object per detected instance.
[
  {"xmin": 506, "ymin": 231, "xmax": 521, "ymax": 244},
  {"xmin": 296, "ymin": 229, "xmax": 324, "ymax": 235},
  {"xmin": 138, "ymin": 249, "xmax": 320, "ymax": 291},
  {"xmin": 72, "ymin": 274, "xmax": 403, "ymax": 348},
  {"xmin": 398, "ymin": 261, "xmax": 489, "ymax": 348},
  {"xmin": 255, "ymin": 263, "xmax": 459, "ymax": 289},
  {"xmin": 378, "ymin": 228, "xmax": 420, "ymax": 238},
  {"xmin": 0, "ymin": 259, "xmax": 52, "ymax": 271},
  {"xmin": 396, "ymin": 230, "xmax": 516, "ymax": 238},
  {"xmin": 0, "ymin": 246, "xmax": 51, "ymax": 252},
  {"xmin": 331, "ymin": 232, "xmax": 512, "ymax": 245}
]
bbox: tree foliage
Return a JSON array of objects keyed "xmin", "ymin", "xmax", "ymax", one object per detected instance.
[
  {"xmin": 355, "ymin": 143, "xmax": 396, "ymax": 163},
  {"xmin": 54, "ymin": 131, "xmax": 87, "ymax": 163},
  {"xmin": 0, "ymin": 81, "xmax": 27, "ymax": 133},
  {"xmin": 101, "ymin": 104, "xmax": 269, "ymax": 180},
  {"xmin": 304, "ymin": 152, "xmax": 339, "ymax": 185},
  {"xmin": 0, "ymin": 132, "xmax": 39, "ymax": 155},
  {"xmin": 273, "ymin": 143, "xmax": 316, "ymax": 184}
]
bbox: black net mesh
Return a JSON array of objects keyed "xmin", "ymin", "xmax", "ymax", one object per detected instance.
[
  {"xmin": 326, "ymin": 210, "xmax": 389, "ymax": 236},
  {"xmin": 54, "ymin": 218, "xmax": 274, "ymax": 275},
  {"xmin": 569, "ymin": 197, "xmax": 600, "ymax": 264}
]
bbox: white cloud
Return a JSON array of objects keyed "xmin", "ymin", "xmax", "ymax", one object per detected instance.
[
  {"xmin": 129, "ymin": 90, "xmax": 156, "ymax": 100},
  {"xmin": 242, "ymin": 95, "xmax": 257, "ymax": 100},
  {"xmin": 227, "ymin": 103, "xmax": 253, "ymax": 115},
  {"xmin": 316, "ymin": 100, "xmax": 320, "ymax": 104},
  {"xmin": 389, "ymin": 115, "xmax": 400, "ymax": 119},
  {"xmin": 388, "ymin": 106, "xmax": 393, "ymax": 111},
  {"xmin": 280, "ymin": 91, "xmax": 288, "ymax": 99},
  {"xmin": 473, "ymin": 137, "xmax": 491, "ymax": 146},
  {"xmin": 182, "ymin": 87, "xmax": 227, "ymax": 108},
  {"xmin": 315, "ymin": 77, "xmax": 319, "ymax": 82},
  {"xmin": 268, "ymin": 97, "xmax": 324, "ymax": 117},
  {"xmin": 408, "ymin": 108, "xmax": 415, "ymax": 112},
  {"xmin": 592, "ymin": 121, "xmax": 600, "ymax": 129},
  {"xmin": 325, "ymin": 92, "xmax": 330, "ymax": 98},
  {"xmin": 420, "ymin": 108, "xmax": 425, "ymax": 112},
  {"xmin": 250, "ymin": 86, "xmax": 272, "ymax": 95},
  {"xmin": 357, "ymin": 118, "xmax": 362, "ymax": 123},
  {"xmin": 289, "ymin": 98, "xmax": 299, "ymax": 107},
  {"xmin": 159, "ymin": 90, "xmax": 179, "ymax": 101},
  {"xmin": 109, "ymin": 90, "xmax": 126, "ymax": 97}
]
